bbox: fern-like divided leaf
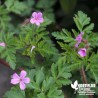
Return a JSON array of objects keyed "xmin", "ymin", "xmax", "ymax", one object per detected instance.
[
  {"xmin": 91, "ymin": 65, "xmax": 98, "ymax": 84},
  {"xmin": 88, "ymin": 33, "xmax": 98, "ymax": 47},
  {"xmin": 47, "ymin": 87, "xmax": 64, "ymax": 98},
  {"xmin": 3, "ymin": 49, "xmax": 16, "ymax": 69},
  {"xmin": 0, "ymin": 32, "xmax": 16, "ymax": 69},
  {"xmin": 37, "ymin": 40, "xmax": 57, "ymax": 57},
  {"xmin": 5, "ymin": 0, "xmax": 27, "ymax": 15},
  {"xmin": 88, "ymin": 53, "xmax": 98, "ymax": 83},
  {"xmin": 74, "ymin": 11, "xmax": 94, "ymax": 33},
  {"xmin": 0, "ymin": 6, "xmax": 11, "ymax": 32},
  {"xmin": 4, "ymin": 87, "xmax": 25, "ymax": 98},
  {"xmin": 17, "ymin": 25, "xmax": 58, "ymax": 59},
  {"xmin": 51, "ymin": 62, "xmax": 72, "ymax": 87},
  {"xmin": 52, "ymin": 29, "xmax": 74, "ymax": 42},
  {"xmin": 29, "ymin": 68, "xmax": 64, "ymax": 98}
]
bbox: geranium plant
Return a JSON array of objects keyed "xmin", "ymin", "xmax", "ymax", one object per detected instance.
[{"xmin": 0, "ymin": 2, "xmax": 98, "ymax": 98}]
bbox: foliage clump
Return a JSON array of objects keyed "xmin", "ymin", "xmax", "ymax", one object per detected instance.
[{"xmin": 0, "ymin": 1, "xmax": 98, "ymax": 98}]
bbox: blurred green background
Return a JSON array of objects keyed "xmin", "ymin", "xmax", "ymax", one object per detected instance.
[
  {"xmin": 1, "ymin": 0, "xmax": 98, "ymax": 32},
  {"xmin": 0, "ymin": 0, "xmax": 98, "ymax": 98}
]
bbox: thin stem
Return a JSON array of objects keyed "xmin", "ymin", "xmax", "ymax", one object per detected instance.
[
  {"xmin": 80, "ymin": 66, "xmax": 93, "ymax": 98},
  {"xmin": 21, "ymin": 18, "xmax": 30, "ymax": 26},
  {"xmin": 0, "ymin": 59, "xmax": 23, "ymax": 71},
  {"xmin": 32, "ymin": 24, "xmax": 36, "ymax": 42},
  {"xmin": 64, "ymin": 93, "xmax": 68, "ymax": 98},
  {"xmin": 0, "ymin": 59, "xmax": 10, "ymax": 68},
  {"xmin": 80, "ymin": 66, "xmax": 87, "ymax": 83}
]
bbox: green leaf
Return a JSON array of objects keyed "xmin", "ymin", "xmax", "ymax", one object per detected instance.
[
  {"xmin": 4, "ymin": 87, "xmax": 25, "ymax": 98},
  {"xmin": 0, "ymin": 6, "xmax": 11, "ymax": 31},
  {"xmin": 36, "ymin": 69, "xmax": 45, "ymax": 85},
  {"xmin": 83, "ymin": 23, "xmax": 94, "ymax": 33},
  {"xmin": 6, "ymin": 53, "xmax": 16, "ymax": 69},
  {"xmin": 73, "ymin": 16, "xmax": 82, "ymax": 31},
  {"xmin": 51, "ymin": 62, "xmax": 71, "ymax": 87},
  {"xmin": 37, "ymin": 40, "xmax": 57, "ymax": 57},
  {"xmin": 57, "ymin": 79, "xmax": 71, "ymax": 86},
  {"xmin": 37, "ymin": 93, "xmax": 46, "ymax": 98},
  {"xmin": 51, "ymin": 63, "xmax": 57, "ymax": 79},
  {"xmin": 88, "ymin": 33, "xmax": 98, "ymax": 47},
  {"xmin": 5, "ymin": 0, "xmax": 27, "ymax": 14},
  {"xmin": 0, "ymin": 48, "xmax": 16, "ymax": 69},
  {"xmin": 91, "ymin": 68, "xmax": 98, "ymax": 83},
  {"xmin": 0, "ymin": 32, "xmax": 16, "ymax": 69},
  {"xmin": 52, "ymin": 31, "xmax": 67, "ymax": 40},
  {"xmin": 52, "ymin": 29, "xmax": 74, "ymax": 42},
  {"xmin": 89, "ymin": 53, "xmax": 98, "ymax": 83},
  {"xmin": 73, "ymin": 11, "xmax": 94, "ymax": 32},
  {"xmin": 47, "ymin": 87, "xmax": 64, "ymax": 98},
  {"xmin": 5, "ymin": 0, "xmax": 14, "ymax": 10},
  {"xmin": 43, "ymin": 77, "xmax": 55, "ymax": 91},
  {"xmin": 43, "ymin": 9, "xmax": 55, "ymax": 22},
  {"xmin": 28, "ymin": 69, "xmax": 36, "ymax": 80},
  {"xmin": 72, "ymin": 29, "xmax": 78, "ymax": 37},
  {"xmin": 90, "ymin": 63, "xmax": 98, "ymax": 83},
  {"xmin": 26, "ymin": 82, "xmax": 35, "ymax": 89},
  {"xmin": 0, "ymin": 46, "xmax": 5, "ymax": 53},
  {"xmin": 31, "ymin": 81, "xmax": 40, "ymax": 91}
]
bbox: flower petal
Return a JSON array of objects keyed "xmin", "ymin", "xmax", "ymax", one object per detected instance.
[
  {"xmin": 0, "ymin": 42, "xmax": 6, "ymax": 47},
  {"xmin": 35, "ymin": 21, "xmax": 40, "ymax": 26},
  {"xmin": 19, "ymin": 81, "xmax": 26, "ymax": 90},
  {"xmin": 30, "ymin": 18, "xmax": 36, "ymax": 24},
  {"xmin": 38, "ymin": 12, "xmax": 42, "ymax": 17},
  {"xmin": 11, "ymin": 79, "xmax": 19, "ymax": 84},
  {"xmin": 80, "ymin": 32, "xmax": 84, "ymax": 35},
  {"xmin": 78, "ymin": 48, "xmax": 86, "ymax": 57},
  {"xmin": 20, "ymin": 70, "xmax": 27, "ymax": 79},
  {"xmin": 30, "ymin": 12, "xmax": 44, "ymax": 26},
  {"xmin": 32, "ymin": 12, "xmax": 37, "ymax": 17},
  {"xmin": 38, "ymin": 18, "xmax": 44, "ymax": 23},
  {"xmin": 23, "ymin": 77, "xmax": 30, "ymax": 84},
  {"xmin": 12, "ymin": 73, "xmax": 20, "ymax": 79},
  {"xmin": 75, "ymin": 35, "xmax": 82, "ymax": 42},
  {"xmin": 75, "ymin": 42, "xmax": 80, "ymax": 48}
]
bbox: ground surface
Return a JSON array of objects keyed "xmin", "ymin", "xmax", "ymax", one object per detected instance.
[{"xmin": 0, "ymin": 64, "xmax": 13, "ymax": 98}]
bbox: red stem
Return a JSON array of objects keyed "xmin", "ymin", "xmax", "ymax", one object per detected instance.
[
  {"xmin": 80, "ymin": 66, "xmax": 93, "ymax": 98},
  {"xmin": 0, "ymin": 59, "xmax": 23, "ymax": 71},
  {"xmin": 0, "ymin": 59, "xmax": 10, "ymax": 67}
]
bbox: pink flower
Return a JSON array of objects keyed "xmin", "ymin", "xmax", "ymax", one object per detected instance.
[
  {"xmin": 75, "ymin": 42, "xmax": 80, "ymax": 48},
  {"xmin": 0, "ymin": 42, "xmax": 6, "ymax": 47},
  {"xmin": 11, "ymin": 70, "xmax": 30, "ymax": 90},
  {"xmin": 30, "ymin": 12, "xmax": 44, "ymax": 26},
  {"xmin": 31, "ymin": 46, "xmax": 35, "ymax": 53},
  {"xmin": 78, "ymin": 48, "xmax": 86, "ymax": 57},
  {"xmin": 75, "ymin": 32, "xmax": 84, "ymax": 48}
]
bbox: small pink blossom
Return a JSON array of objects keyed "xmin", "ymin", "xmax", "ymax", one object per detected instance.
[
  {"xmin": 31, "ymin": 46, "xmax": 35, "ymax": 53},
  {"xmin": 75, "ymin": 32, "xmax": 84, "ymax": 48},
  {"xmin": 30, "ymin": 12, "xmax": 44, "ymax": 26},
  {"xmin": 78, "ymin": 48, "xmax": 86, "ymax": 57},
  {"xmin": 11, "ymin": 70, "xmax": 30, "ymax": 90},
  {"xmin": 75, "ymin": 42, "xmax": 80, "ymax": 48},
  {"xmin": 0, "ymin": 42, "xmax": 6, "ymax": 47},
  {"xmin": 75, "ymin": 34, "xmax": 82, "ymax": 42}
]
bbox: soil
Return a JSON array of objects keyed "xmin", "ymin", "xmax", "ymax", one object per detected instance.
[{"xmin": 0, "ymin": 64, "xmax": 13, "ymax": 98}]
